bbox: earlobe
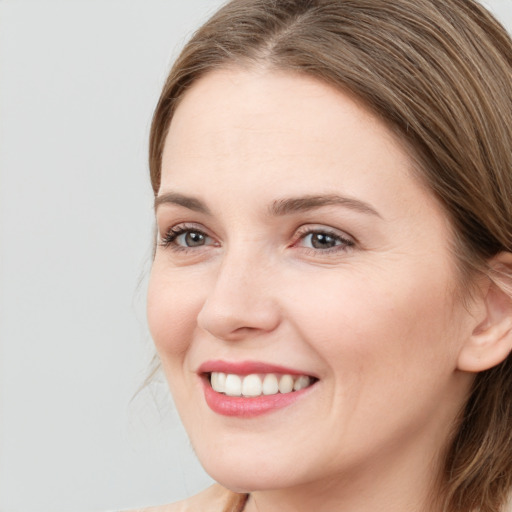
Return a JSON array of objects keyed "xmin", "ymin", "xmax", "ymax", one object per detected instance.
[{"xmin": 457, "ymin": 253, "xmax": 512, "ymax": 373}]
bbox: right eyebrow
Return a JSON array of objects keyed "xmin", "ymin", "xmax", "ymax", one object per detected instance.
[{"xmin": 154, "ymin": 192, "xmax": 212, "ymax": 215}]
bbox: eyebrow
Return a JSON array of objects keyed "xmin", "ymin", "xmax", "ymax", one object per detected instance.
[
  {"xmin": 154, "ymin": 192, "xmax": 381, "ymax": 218},
  {"xmin": 269, "ymin": 194, "xmax": 382, "ymax": 218},
  {"xmin": 154, "ymin": 192, "xmax": 212, "ymax": 215}
]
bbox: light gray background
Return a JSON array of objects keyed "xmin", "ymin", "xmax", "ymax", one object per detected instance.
[{"xmin": 1, "ymin": 1, "xmax": 511, "ymax": 511}]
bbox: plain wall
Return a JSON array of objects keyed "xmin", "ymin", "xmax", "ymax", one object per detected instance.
[{"xmin": 1, "ymin": 1, "xmax": 511, "ymax": 511}]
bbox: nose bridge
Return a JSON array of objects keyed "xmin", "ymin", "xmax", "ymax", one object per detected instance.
[{"xmin": 197, "ymin": 242, "xmax": 280, "ymax": 340}]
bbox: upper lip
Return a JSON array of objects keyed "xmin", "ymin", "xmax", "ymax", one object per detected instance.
[{"xmin": 197, "ymin": 360, "xmax": 316, "ymax": 377}]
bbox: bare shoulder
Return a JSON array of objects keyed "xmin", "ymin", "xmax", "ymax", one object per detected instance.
[{"xmin": 125, "ymin": 484, "xmax": 248, "ymax": 512}]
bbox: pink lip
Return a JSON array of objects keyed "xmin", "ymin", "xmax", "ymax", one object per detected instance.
[
  {"xmin": 198, "ymin": 360, "xmax": 317, "ymax": 418},
  {"xmin": 197, "ymin": 360, "xmax": 313, "ymax": 376}
]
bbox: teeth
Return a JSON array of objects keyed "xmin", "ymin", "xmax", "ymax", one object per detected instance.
[
  {"xmin": 278, "ymin": 374, "xmax": 294, "ymax": 393},
  {"xmin": 211, "ymin": 372, "xmax": 226, "ymax": 392},
  {"xmin": 210, "ymin": 372, "xmax": 312, "ymax": 397},
  {"xmin": 224, "ymin": 374, "xmax": 242, "ymax": 396},
  {"xmin": 262, "ymin": 374, "xmax": 279, "ymax": 395},
  {"xmin": 242, "ymin": 374, "xmax": 262, "ymax": 397},
  {"xmin": 294, "ymin": 375, "xmax": 310, "ymax": 391}
]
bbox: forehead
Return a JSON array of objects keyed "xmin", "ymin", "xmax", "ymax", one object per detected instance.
[
  {"xmin": 168, "ymin": 70, "xmax": 400, "ymax": 172},
  {"xmin": 161, "ymin": 68, "xmax": 436, "ymax": 216},
  {"xmin": 165, "ymin": 67, "xmax": 392, "ymax": 152}
]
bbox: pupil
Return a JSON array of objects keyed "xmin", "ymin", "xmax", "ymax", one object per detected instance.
[
  {"xmin": 312, "ymin": 233, "xmax": 335, "ymax": 249},
  {"xmin": 185, "ymin": 231, "xmax": 205, "ymax": 246}
]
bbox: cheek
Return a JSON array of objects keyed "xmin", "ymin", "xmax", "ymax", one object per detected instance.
[
  {"xmin": 290, "ymin": 269, "xmax": 465, "ymax": 444},
  {"xmin": 286, "ymin": 265, "xmax": 459, "ymax": 379},
  {"xmin": 147, "ymin": 263, "xmax": 203, "ymax": 358}
]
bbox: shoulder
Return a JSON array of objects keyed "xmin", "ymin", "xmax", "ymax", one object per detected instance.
[{"xmin": 127, "ymin": 484, "xmax": 248, "ymax": 512}]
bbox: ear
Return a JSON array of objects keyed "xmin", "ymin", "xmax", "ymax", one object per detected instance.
[{"xmin": 457, "ymin": 252, "xmax": 512, "ymax": 373}]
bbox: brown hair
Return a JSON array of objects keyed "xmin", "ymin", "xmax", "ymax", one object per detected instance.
[{"xmin": 148, "ymin": 1, "xmax": 512, "ymax": 510}]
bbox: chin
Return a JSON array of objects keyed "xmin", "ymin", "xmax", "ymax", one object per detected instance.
[
  {"xmin": 193, "ymin": 439, "xmax": 309, "ymax": 493},
  {"xmin": 203, "ymin": 461, "xmax": 297, "ymax": 494}
]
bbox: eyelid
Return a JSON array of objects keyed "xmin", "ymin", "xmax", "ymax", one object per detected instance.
[
  {"xmin": 294, "ymin": 224, "xmax": 355, "ymax": 241},
  {"xmin": 292, "ymin": 224, "xmax": 356, "ymax": 252},
  {"xmin": 159, "ymin": 222, "xmax": 218, "ymax": 250}
]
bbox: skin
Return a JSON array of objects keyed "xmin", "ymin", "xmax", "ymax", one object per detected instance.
[{"xmin": 147, "ymin": 67, "xmax": 480, "ymax": 512}]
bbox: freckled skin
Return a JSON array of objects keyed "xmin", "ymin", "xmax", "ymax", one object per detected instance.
[{"xmin": 147, "ymin": 68, "xmax": 476, "ymax": 512}]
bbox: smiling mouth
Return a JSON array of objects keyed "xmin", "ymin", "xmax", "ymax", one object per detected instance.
[{"xmin": 208, "ymin": 372, "xmax": 317, "ymax": 397}]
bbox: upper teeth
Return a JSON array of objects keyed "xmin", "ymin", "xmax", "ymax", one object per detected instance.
[{"xmin": 210, "ymin": 372, "xmax": 312, "ymax": 397}]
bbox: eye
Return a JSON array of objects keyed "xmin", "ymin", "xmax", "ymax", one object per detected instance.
[
  {"xmin": 160, "ymin": 225, "xmax": 215, "ymax": 250},
  {"xmin": 303, "ymin": 232, "xmax": 341, "ymax": 249},
  {"xmin": 177, "ymin": 230, "xmax": 208, "ymax": 247},
  {"xmin": 295, "ymin": 227, "xmax": 355, "ymax": 252}
]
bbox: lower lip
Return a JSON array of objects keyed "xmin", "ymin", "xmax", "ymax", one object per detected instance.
[{"xmin": 202, "ymin": 378, "xmax": 314, "ymax": 418}]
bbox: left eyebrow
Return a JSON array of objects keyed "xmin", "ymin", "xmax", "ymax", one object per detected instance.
[{"xmin": 269, "ymin": 194, "xmax": 382, "ymax": 218}]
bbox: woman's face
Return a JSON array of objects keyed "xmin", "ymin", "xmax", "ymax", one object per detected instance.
[{"xmin": 148, "ymin": 68, "xmax": 475, "ymax": 493}]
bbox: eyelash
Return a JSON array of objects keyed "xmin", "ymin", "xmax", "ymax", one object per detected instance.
[
  {"xmin": 159, "ymin": 224, "xmax": 355, "ymax": 255},
  {"xmin": 293, "ymin": 227, "xmax": 355, "ymax": 254},
  {"xmin": 159, "ymin": 224, "xmax": 214, "ymax": 252}
]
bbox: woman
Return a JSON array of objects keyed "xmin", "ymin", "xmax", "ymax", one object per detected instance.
[{"xmin": 144, "ymin": 0, "xmax": 512, "ymax": 511}]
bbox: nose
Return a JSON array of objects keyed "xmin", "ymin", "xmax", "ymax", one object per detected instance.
[{"xmin": 196, "ymin": 249, "xmax": 281, "ymax": 342}]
